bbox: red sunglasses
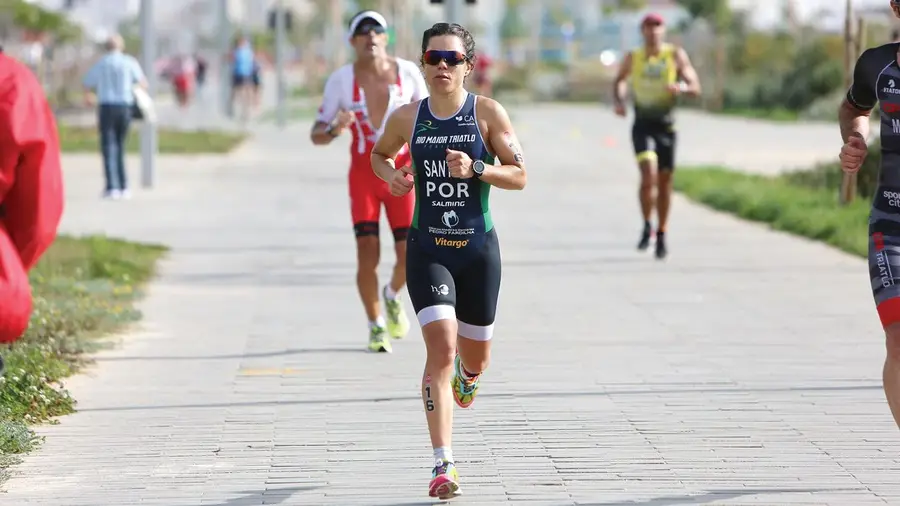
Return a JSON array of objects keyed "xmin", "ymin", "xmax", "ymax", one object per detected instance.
[{"xmin": 422, "ymin": 50, "xmax": 468, "ymax": 66}]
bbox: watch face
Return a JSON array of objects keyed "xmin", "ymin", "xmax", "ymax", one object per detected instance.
[{"xmin": 474, "ymin": 160, "xmax": 484, "ymax": 174}]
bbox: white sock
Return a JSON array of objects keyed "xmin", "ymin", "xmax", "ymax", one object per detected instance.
[
  {"xmin": 383, "ymin": 284, "xmax": 399, "ymax": 300},
  {"xmin": 369, "ymin": 317, "xmax": 386, "ymax": 330},
  {"xmin": 433, "ymin": 447, "xmax": 453, "ymax": 466}
]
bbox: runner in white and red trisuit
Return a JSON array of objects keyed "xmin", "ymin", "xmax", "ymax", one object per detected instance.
[{"xmin": 310, "ymin": 10, "xmax": 429, "ymax": 352}]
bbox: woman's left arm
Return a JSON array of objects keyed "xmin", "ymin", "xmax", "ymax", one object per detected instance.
[{"xmin": 479, "ymin": 98, "xmax": 527, "ymax": 190}]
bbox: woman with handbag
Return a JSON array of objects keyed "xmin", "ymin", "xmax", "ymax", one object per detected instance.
[{"xmin": 82, "ymin": 34, "xmax": 148, "ymax": 200}]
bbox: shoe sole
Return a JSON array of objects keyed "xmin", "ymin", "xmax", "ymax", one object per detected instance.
[
  {"xmin": 368, "ymin": 343, "xmax": 391, "ymax": 353},
  {"xmin": 454, "ymin": 397, "xmax": 474, "ymax": 409},
  {"xmin": 429, "ymin": 478, "xmax": 461, "ymax": 499},
  {"xmin": 453, "ymin": 393, "xmax": 475, "ymax": 409},
  {"xmin": 452, "ymin": 381, "xmax": 476, "ymax": 409}
]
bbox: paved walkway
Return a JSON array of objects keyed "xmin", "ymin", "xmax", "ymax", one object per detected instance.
[{"xmin": 3, "ymin": 106, "xmax": 898, "ymax": 505}]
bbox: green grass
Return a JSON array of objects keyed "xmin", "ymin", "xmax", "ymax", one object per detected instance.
[
  {"xmin": 675, "ymin": 166, "xmax": 871, "ymax": 257},
  {"xmin": 260, "ymin": 103, "xmax": 317, "ymax": 123},
  {"xmin": 290, "ymin": 85, "xmax": 318, "ymax": 98},
  {"xmin": 0, "ymin": 235, "xmax": 166, "ymax": 482},
  {"xmin": 58, "ymin": 124, "xmax": 248, "ymax": 154}
]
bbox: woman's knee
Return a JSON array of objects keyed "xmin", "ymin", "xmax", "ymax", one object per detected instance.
[{"xmin": 422, "ymin": 319, "xmax": 456, "ymax": 369}]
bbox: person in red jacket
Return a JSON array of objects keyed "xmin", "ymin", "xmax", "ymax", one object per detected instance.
[{"xmin": 0, "ymin": 48, "xmax": 65, "ymax": 372}]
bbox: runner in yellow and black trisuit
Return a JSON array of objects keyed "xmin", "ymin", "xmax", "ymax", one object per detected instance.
[{"xmin": 612, "ymin": 12, "xmax": 701, "ymax": 259}]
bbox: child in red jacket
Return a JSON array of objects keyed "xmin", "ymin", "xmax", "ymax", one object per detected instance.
[{"xmin": 0, "ymin": 49, "xmax": 65, "ymax": 372}]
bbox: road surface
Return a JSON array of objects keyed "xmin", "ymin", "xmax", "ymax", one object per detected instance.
[{"xmin": 2, "ymin": 105, "xmax": 896, "ymax": 505}]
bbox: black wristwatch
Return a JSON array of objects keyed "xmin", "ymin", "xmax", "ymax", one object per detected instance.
[{"xmin": 472, "ymin": 159, "xmax": 485, "ymax": 178}]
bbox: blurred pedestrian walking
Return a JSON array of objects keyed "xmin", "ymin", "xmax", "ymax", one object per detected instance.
[{"xmin": 82, "ymin": 34, "xmax": 148, "ymax": 200}]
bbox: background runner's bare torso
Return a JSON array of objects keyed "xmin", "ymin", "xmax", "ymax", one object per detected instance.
[{"xmin": 354, "ymin": 60, "xmax": 398, "ymax": 132}]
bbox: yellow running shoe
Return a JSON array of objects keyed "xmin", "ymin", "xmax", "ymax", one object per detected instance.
[
  {"xmin": 383, "ymin": 285, "xmax": 410, "ymax": 339},
  {"xmin": 429, "ymin": 460, "xmax": 461, "ymax": 499},
  {"xmin": 451, "ymin": 354, "xmax": 479, "ymax": 409},
  {"xmin": 367, "ymin": 325, "xmax": 391, "ymax": 353}
]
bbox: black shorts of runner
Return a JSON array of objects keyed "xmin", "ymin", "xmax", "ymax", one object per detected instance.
[
  {"xmin": 631, "ymin": 117, "xmax": 677, "ymax": 171},
  {"xmin": 252, "ymin": 70, "xmax": 260, "ymax": 88},
  {"xmin": 406, "ymin": 228, "xmax": 501, "ymax": 341},
  {"xmin": 233, "ymin": 74, "xmax": 251, "ymax": 87},
  {"xmin": 868, "ymin": 186, "xmax": 900, "ymax": 328}
]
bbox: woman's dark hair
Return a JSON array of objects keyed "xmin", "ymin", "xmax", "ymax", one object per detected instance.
[{"xmin": 421, "ymin": 23, "xmax": 476, "ymax": 64}]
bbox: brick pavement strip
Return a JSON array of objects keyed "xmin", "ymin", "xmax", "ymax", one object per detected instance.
[{"xmin": 2, "ymin": 108, "xmax": 898, "ymax": 505}]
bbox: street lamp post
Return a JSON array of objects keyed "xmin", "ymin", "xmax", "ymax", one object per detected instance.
[
  {"xmin": 139, "ymin": 0, "xmax": 157, "ymax": 188},
  {"xmin": 275, "ymin": 1, "xmax": 286, "ymax": 127},
  {"xmin": 218, "ymin": 0, "xmax": 231, "ymax": 117}
]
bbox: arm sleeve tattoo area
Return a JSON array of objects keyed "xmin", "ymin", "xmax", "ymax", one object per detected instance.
[{"xmin": 502, "ymin": 131, "xmax": 523, "ymax": 163}]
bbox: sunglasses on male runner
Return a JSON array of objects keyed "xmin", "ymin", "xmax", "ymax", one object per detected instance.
[
  {"xmin": 353, "ymin": 21, "xmax": 386, "ymax": 37},
  {"xmin": 422, "ymin": 50, "xmax": 469, "ymax": 67}
]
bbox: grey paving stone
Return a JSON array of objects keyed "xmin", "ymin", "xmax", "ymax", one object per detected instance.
[{"xmin": 1, "ymin": 106, "xmax": 898, "ymax": 505}]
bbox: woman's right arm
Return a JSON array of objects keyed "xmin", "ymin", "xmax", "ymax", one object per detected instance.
[{"xmin": 371, "ymin": 103, "xmax": 414, "ymax": 182}]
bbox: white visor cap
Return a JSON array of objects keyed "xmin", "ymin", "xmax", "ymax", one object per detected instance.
[{"xmin": 347, "ymin": 11, "xmax": 389, "ymax": 39}]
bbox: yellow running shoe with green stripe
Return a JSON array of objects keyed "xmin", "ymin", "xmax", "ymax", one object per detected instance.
[
  {"xmin": 367, "ymin": 325, "xmax": 391, "ymax": 353},
  {"xmin": 383, "ymin": 285, "xmax": 410, "ymax": 339},
  {"xmin": 428, "ymin": 460, "xmax": 461, "ymax": 499},
  {"xmin": 451, "ymin": 354, "xmax": 479, "ymax": 409}
]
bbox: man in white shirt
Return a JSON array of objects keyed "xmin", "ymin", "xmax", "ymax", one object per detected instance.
[
  {"xmin": 82, "ymin": 34, "xmax": 147, "ymax": 200},
  {"xmin": 310, "ymin": 10, "xmax": 429, "ymax": 353}
]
